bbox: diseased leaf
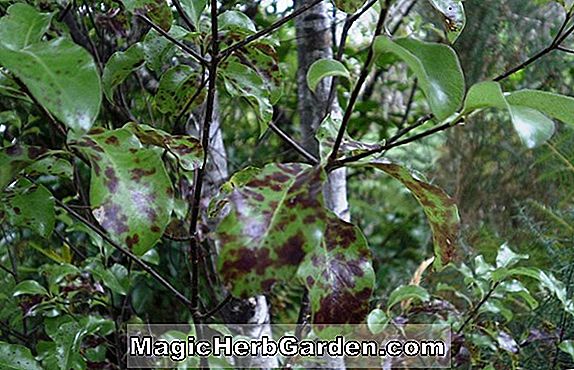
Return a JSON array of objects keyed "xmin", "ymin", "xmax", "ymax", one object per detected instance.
[
  {"xmin": 333, "ymin": 0, "xmax": 366, "ymax": 13},
  {"xmin": 220, "ymin": 59, "xmax": 273, "ymax": 136},
  {"xmin": 307, "ymin": 59, "xmax": 350, "ymax": 93},
  {"xmin": 216, "ymin": 165, "xmax": 374, "ymax": 325},
  {"xmin": 125, "ymin": 122, "xmax": 203, "ymax": 171},
  {"xmin": 0, "ymin": 342, "xmax": 44, "ymax": 370},
  {"xmin": 374, "ymin": 36, "xmax": 465, "ymax": 120},
  {"xmin": 180, "ymin": 0, "xmax": 207, "ymax": 27},
  {"xmin": 6, "ymin": 180, "xmax": 55, "ymax": 238},
  {"xmin": 143, "ymin": 26, "xmax": 188, "ymax": 72},
  {"xmin": 0, "ymin": 3, "xmax": 53, "ymax": 50},
  {"xmin": 362, "ymin": 160, "xmax": 460, "ymax": 268},
  {"xmin": 72, "ymin": 128, "xmax": 174, "ymax": 255},
  {"xmin": 155, "ymin": 65, "xmax": 204, "ymax": 116},
  {"xmin": 102, "ymin": 44, "xmax": 145, "ymax": 101},
  {"xmin": 428, "ymin": 0, "xmax": 466, "ymax": 43},
  {"xmin": 0, "ymin": 145, "xmax": 47, "ymax": 190},
  {"xmin": 121, "ymin": 0, "xmax": 172, "ymax": 31},
  {"xmin": 0, "ymin": 38, "xmax": 101, "ymax": 133},
  {"xmin": 387, "ymin": 285, "xmax": 430, "ymax": 310}
]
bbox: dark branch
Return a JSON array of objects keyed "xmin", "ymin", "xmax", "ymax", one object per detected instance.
[{"xmin": 269, "ymin": 121, "xmax": 319, "ymax": 165}]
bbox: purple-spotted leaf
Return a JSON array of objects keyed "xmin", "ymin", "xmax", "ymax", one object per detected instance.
[
  {"xmin": 72, "ymin": 128, "xmax": 174, "ymax": 255},
  {"xmin": 297, "ymin": 213, "xmax": 375, "ymax": 325},
  {"xmin": 0, "ymin": 144, "xmax": 47, "ymax": 190},
  {"xmin": 121, "ymin": 0, "xmax": 172, "ymax": 31},
  {"xmin": 363, "ymin": 160, "xmax": 460, "ymax": 268},
  {"xmin": 125, "ymin": 122, "xmax": 203, "ymax": 171},
  {"xmin": 216, "ymin": 164, "xmax": 374, "ymax": 325}
]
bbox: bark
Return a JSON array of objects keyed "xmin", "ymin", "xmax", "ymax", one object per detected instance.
[{"xmin": 295, "ymin": 1, "xmax": 349, "ymax": 369}]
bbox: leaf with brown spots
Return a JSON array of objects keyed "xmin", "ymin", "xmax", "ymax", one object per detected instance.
[
  {"xmin": 362, "ymin": 160, "xmax": 460, "ymax": 268},
  {"xmin": 72, "ymin": 128, "xmax": 174, "ymax": 255},
  {"xmin": 216, "ymin": 164, "xmax": 374, "ymax": 327},
  {"xmin": 125, "ymin": 122, "xmax": 203, "ymax": 171},
  {"xmin": 0, "ymin": 144, "xmax": 47, "ymax": 190},
  {"xmin": 154, "ymin": 65, "xmax": 205, "ymax": 118}
]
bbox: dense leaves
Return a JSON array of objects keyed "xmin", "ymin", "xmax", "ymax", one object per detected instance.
[{"xmin": 102, "ymin": 44, "xmax": 145, "ymax": 101}]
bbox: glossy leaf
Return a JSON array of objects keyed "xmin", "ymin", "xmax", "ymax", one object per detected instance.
[
  {"xmin": 374, "ymin": 36, "xmax": 465, "ymax": 120},
  {"xmin": 181, "ymin": 0, "xmax": 207, "ymax": 27},
  {"xmin": 333, "ymin": 0, "xmax": 366, "ymax": 13},
  {"xmin": 428, "ymin": 0, "xmax": 466, "ymax": 43},
  {"xmin": 307, "ymin": 59, "xmax": 350, "ymax": 93},
  {"xmin": 509, "ymin": 105, "xmax": 555, "ymax": 149},
  {"xmin": 0, "ymin": 3, "xmax": 53, "ymax": 50},
  {"xmin": 363, "ymin": 161, "xmax": 460, "ymax": 268},
  {"xmin": 217, "ymin": 165, "xmax": 374, "ymax": 324},
  {"xmin": 155, "ymin": 65, "xmax": 204, "ymax": 116},
  {"xmin": 125, "ymin": 122, "xmax": 203, "ymax": 171},
  {"xmin": 7, "ymin": 181, "xmax": 55, "ymax": 238},
  {"xmin": 73, "ymin": 128, "xmax": 174, "ymax": 255},
  {"xmin": 387, "ymin": 285, "xmax": 430, "ymax": 310},
  {"xmin": 219, "ymin": 11, "xmax": 256, "ymax": 34},
  {"xmin": 221, "ymin": 59, "xmax": 273, "ymax": 136},
  {"xmin": 496, "ymin": 243, "xmax": 528, "ymax": 268},
  {"xmin": 102, "ymin": 44, "xmax": 145, "ymax": 101},
  {"xmin": 13, "ymin": 280, "xmax": 49, "ymax": 296},
  {"xmin": 121, "ymin": 0, "xmax": 172, "ymax": 31},
  {"xmin": 0, "ymin": 342, "xmax": 43, "ymax": 370},
  {"xmin": 506, "ymin": 89, "xmax": 574, "ymax": 126},
  {"xmin": 559, "ymin": 340, "xmax": 574, "ymax": 361},
  {"xmin": 0, "ymin": 38, "xmax": 101, "ymax": 133},
  {"xmin": 0, "ymin": 145, "xmax": 47, "ymax": 190},
  {"xmin": 463, "ymin": 81, "xmax": 507, "ymax": 112}
]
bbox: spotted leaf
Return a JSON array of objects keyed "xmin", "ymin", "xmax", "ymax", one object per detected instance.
[
  {"xmin": 155, "ymin": 65, "xmax": 205, "ymax": 117},
  {"xmin": 0, "ymin": 144, "xmax": 47, "ymax": 190},
  {"xmin": 362, "ymin": 160, "xmax": 460, "ymax": 268},
  {"xmin": 121, "ymin": 0, "xmax": 173, "ymax": 31},
  {"xmin": 4, "ymin": 179, "xmax": 55, "ymax": 238},
  {"xmin": 216, "ymin": 164, "xmax": 374, "ymax": 325},
  {"xmin": 428, "ymin": 0, "xmax": 466, "ymax": 43},
  {"xmin": 73, "ymin": 128, "xmax": 174, "ymax": 255},
  {"xmin": 125, "ymin": 122, "xmax": 203, "ymax": 171},
  {"xmin": 0, "ymin": 38, "xmax": 101, "ymax": 133}
]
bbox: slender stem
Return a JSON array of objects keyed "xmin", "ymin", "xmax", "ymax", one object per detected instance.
[
  {"xmin": 328, "ymin": 1, "xmax": 391, "ymax": 163},
  {"xmin": 198, "ymin": 294, "xmax": 232, "ymax": 320},
  {"xmin": 137, "ymin": 14, "xmax": 209, "ymax": 67},
  {"xmin": 269, "ymin": 121, "xmax": 319, "ymax": 165},
  {"xmin": 219, "ymin": 0, "xmax": 323, "ymax": 58},
  {"xmin": 399, "ymin": 79, "xmax": 418, "ymax": 128},
  {"xmin": 173, "ymin": 0, "xmax": 197, "ymax": 31},
  {"xmin": 54, "ymin": 197, "xmax": 193, "ymax": 309},
  {"xmin": 456, "ymin": 282, "xmax": 500, "ymax": 335}
]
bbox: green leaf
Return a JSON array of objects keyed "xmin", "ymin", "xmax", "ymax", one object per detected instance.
[
  {"xmin": 102, "ymin": 44, "xmax": 145, "ymax": 101},
  {"xmin": 0, "ymin": 38, "xmax": 101, "ymax": 133},
  {"xmin": 374, "ymin": 36, "xmax": 465, "ymax": 120},
  {"xmin": 367, "ymin": 309, "xmax": 389, "ymax": 334},
  {"xmin": 508, "ymin": 105, "xmax": 555, "ymax": 149},
  {"xmin": 464, "ymin": 82, "xmax": 560, "ymax": 148},
  {"xmin": 7, "ymin": 181, "xmax": 55, "ymax": 238},
  {"xmin": 219, "ymin": 11, "xmax": 256, "ymax": 34},
  {"xmin": 181, "ymin": 0, "xmax": 207, "ymax": 27},
  {"xmin": 0, "ymin": 342, "xmax": 43, "ymax": 370},
  {"xmin": 87, "ymin": 261, "xmax": 129, "ymax": 295},
  {"xmin": 361, "ymin": 161, "xmax": 460, "ymax": 268},
  {"xmin": 73, "ymin": 128, "xmax": 174, "ymax": 255},
  {"xmin": 428, "ymin": 0, "xmax": 466, "ymax": 43},
  {"xmin": 559, "ymin": 340, "xmax": 574, "ymax": 361},
  {"xmin": 143, "ymin": 26, "xmax": 188, "ymax": 72},
  {"xmin": 125, "ymin": 123, "xmax": 203, "ymax": 171},
  {"xmin": 121, "ymin": 0, "xmax": 173, "ymax": 31},
  {"xmin": 387, "ymin": 285, "xmax": 430, "ymax": 310},
  {"xmin": 216, "ymin": 165, "xmax": 374, "ymax": 325},
  {"xmin": 221, "ymin": 59, "xmax": 273, "ymax": 136},
  {"xmin": 495, "ymin": 243, "xmax": 528, "ymax": 268},
  {"xmin": 13, "ymin": 280, "xmax": 49, "ymax": 296},
  {"xmin": 0, "ymin": 3, "xmax": 53, "ymax": 50},
  {"xmin": 154, "ymin": 65, "xmax": 204, "ymax": 116},
  {"xmin": 333, "ymin": 0, "xmax": 366, "ymax": 13},
  {"xmin": 0, "ymin": 145, "xmax": 47, "ymax": 190},
  {"xmin": 307, "ymin": 59, "xmax": 350, "ymax": 93}
]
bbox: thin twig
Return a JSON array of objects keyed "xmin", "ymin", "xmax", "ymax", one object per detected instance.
[
  {"xmin": 220, "ymin": 0, "xmax": 323, "ymax": 58},
  {"xmin": 269, "ymin": 121, "xmax": 319, "ymax": 165},
  {"xmin": 173, "ymin": 0, "xmax": 197, "ymax": 31},
  {"xmin": 137, "ymin": 14, "xmax": 209, "ymax": 67},
  {"xmin": 198, "ymin": 294, "xmax": 232, "ymax": 320},
  {"xmin": 456, "ymin": 282, "xmax": 500, "ymax": 335},
  {"xmin": 328, "ymin": 1, "xmax": 391, "ymax": 162}
]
